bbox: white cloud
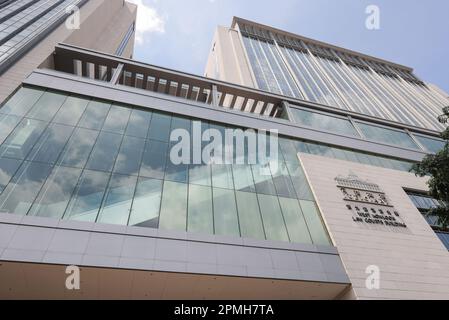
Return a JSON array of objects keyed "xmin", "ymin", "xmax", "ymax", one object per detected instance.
[{"xmin": 128, "ymin": 0, "xmax": 165, "ymax": 44}]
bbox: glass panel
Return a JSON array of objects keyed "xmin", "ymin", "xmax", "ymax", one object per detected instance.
[
  {"xmin": 285, "ymin": 161, "xmax": 314, "ymax": 200},
  {"xmin": 148, "ymin": 112, "xmax": 171, "ymax": 142},
  {"xmin": 102, "ymin": 105, "xmax": 131, "ymax": 134},
  {"xmin": 257, "ymin": 194, "xmax": 289, "ymax": 242},
  {"xmin": 28, "ymin": 166, "xmax": 82, "ymax": 219},
  {"xmin": 53, "ymin": 96, "xmax": 89, "ymax": 126},
  {"xmin": 78, "ymin": 100, "xmax": 111, "ymax": 130},
  {"xmin": 86, "ymin": 132, "xmax": 123, "ymax": 172},
  {"xmin": 0, "ymin": 157, "xmax": 21, "ymax": 192},
  {"xmin": 97, "ymin": 174, "xmax": 137, "ymax": 225},
  {"xmin": 0, "ymin": 114, "xmax": 21, "ymax": 145},
  {"xmin": 299, "ymin": 200, "xmax": 331, "ymax": 245},
  {"xmin": 125, "ymin": 109, "xmax": 152, "ymax": 138},
  {"xmin": 140, "ymin": 140, "xmax": 168, "ymax": 179},
  {"xmin": 235, "ymin": 191, "xmax": 265, "ymax": 240},
  {"xmin": 189, "ymin": 165, "xmax": 211, "ymax": 186},
  {"xmin": 279, "ymin": 197, "xmax": 313, "ymax": 244},
  {"xmin": 270, "ymin": 161, "xmax": 296, "ymax": 198},
  {"xmin": 0, "ymin": 161, "xmax": 52, "ymax": 215},
  {"xmin": 158, "ymin": 181, "xmax": 187, "ymax": 231},
  {"xmin": 414, "ymin": 135, "xmax": 446, "ymax": 154},
  {"xmin": 165, "ymin": 144, "xmax": 188, "ymax": 183},
  {"xmin": 114, "ymin": 136, "xmax": 145, "ymax": 176},
  {"xmin": 232, "ymin": 164, "xmax": 255, "ymax": 193},
  {"xmin": 58, "ymin": 128, "xmax": 99, "ymax": 169},
  {"xmin": 356, "ymin": 122, "xmax": 419, "ymax": 150},
  {"xmin": 0, "ymin": 118, "xmax": 47, "ymax": 160},
  {"xmin": 279, "ymin": 138, "xmax": 298, "ymax": 163},
  {"xmin": 290, "ymin": 108, "xmax": 358, "ymax": 137},
  {"xmin": 213, "ymin": 188, "xmax": 240, "ymax": 237},
  {"xmin": 129, "ymin": 177, "xmax": 162, "ymax": 228},
  {"xmin": 187, "ymin": 184, "xmax": 213, "ymax": 234},
  {"xmin": 26, "ymin": 91, "xmax": 67, "ymax": 122},
  {"xmin": 251, "ymin": 164, "xmax": 277, "ymax": 195},
  {"xmin": 26, "ymin": 124, "xmax": 74, "ymax": 164},
  {"xmin": 64, "ymin": 170, "xmax": 110, "ymax": 222},
  {"xmin": 0, "ymin": 87, "xmax": 44, "ymax": 117},
  {"xmin": 171, "ymin": 116, "xmax": 191, "ymax": 133},
  {"xmin": 212, "ymin": 165, "xmax": 234, "ymax": 189}
]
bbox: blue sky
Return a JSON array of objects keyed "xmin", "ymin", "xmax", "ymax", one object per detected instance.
[{"xmin": 129, "ymin": 0, "xmax": 449, "ymax": 94}]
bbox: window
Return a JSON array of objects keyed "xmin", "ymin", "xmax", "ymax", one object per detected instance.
[
  {"xmin": 86, "ymin": 132, "xmax": 123, "ymax": 172},
  {"xmin": 125, "ymin": 109, "xmax": 152, "ymax": 138},
  {"xmin": 140, "ymin": 140, "xmax": 168, "ymax": 179},
  {"xmin": 97, "ymin": 174, "xmax": 137, "ymax": 225},
  {"xmin": 414, "ymin": 135, "xmax": 445, "ymax": 154},
  {"xmin": 78, "ymin": 100, "xmax": 111, "ymax": 130},
  {"xmin": 232, "ymin": 164, "xmax": 256, "ymax": 193},
  {"xmin": 212, "ymin": 165, "xmax": 234, "ymax": 189},
  {"xmin": 0, "ymin": 87, "xmax": 334, "ymax": 247},
  {"xmin": 58, "ymin": 128, "xmax": 99, "ymax": 168},
  {"xmin": 159, "ymin": 181, "xmax": 188, "ymax": 231},
  {"xmin": 0, "ymin": 118, "xmax": 47, "ymax": 160},
  {"xmin": 26, "ymin": 91, "xmax": 67, "ymax": 122},
  {"xmin": 279, "ymin": 197, "xmax": 313, "ymax": 244},
  {"xmin": 300, "ymin": 200, "xmax": 331, "ymax": 245},
  {"xmin": 26, "ymin": 123, "xmax": 74, "ymax": 164},
  {"xmin": 114, "ymin": 136, "xmax": 145, "ymax": 176},
  {"xmin": 235, "ymin": 191, "xmax": 265, "ymax": 240},
  {"xmin": 356, "ymin": 122, "xmax": 420, "ymax": 150},
  {"xmin": 0, "ymin": 114, "xmax": 21, "ymax": 145},
  {"xmin": 53, "ymin": 96, "xmax": 89, "ymax": 126},
  {"xmin": 290, "ymin": 108, "xmax": 359, "ymax": 137},
  {"xmin": 28, "ymin": 166, "xmax": 82, "ymax": 219},
  {"xmin": 148, "ymin": 112, "xmax": 171, "ymax": 142},
  {"xmin": 0, "ymin": 157, "xmax": 21, "ymax": 192},
  {"xmin": 0, "ymin": 161, "xmax": 52, "ymax": 215},
  {"xmin": 129, "ymin": 177, "xmax": 162, "ymax": 228},
  {"xmin": 213, "ymin": 188, "xmax": 240, "ymax": 237},
  {"xmin": 189, "ymin": 165, "xmax": 212, "ymax": 187},
  {"xmin": 257, "ymin": 194, "xmax": 289, "ymax": 242},
  {"xmin": 251, "ymin": 164, "xmax": 277, "ymax": 195},
  {"xmin": 102, "ymin": 105, "xmax": 131, "ymax": 134},
  {"xmin": 406, "ymin": 191, "xmax": 448, "ymax": 250},
  {"xmin": 188, "ymin": 184, "xmax": 213, "ymax": 234},
  {"xmin": 64, "ymin": 170, "xmax": 110, "ymax": 222},
  {"xmin": 0, "ymin": 87, "xmax": 43, "ymax": 117}
]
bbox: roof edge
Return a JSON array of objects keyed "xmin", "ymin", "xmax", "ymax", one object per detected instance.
[{"xmin": 231, "ymin": 16, "xmax": 414, "ymax": 73}]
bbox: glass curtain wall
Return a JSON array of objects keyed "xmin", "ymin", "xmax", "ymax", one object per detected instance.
[
  {"xmin": 240, "ymin": 30, "xmax": 448, "ymax": 132},
  {"xmin": 0, "ymin": 86, "xmax": 334, "ymax": 246}
]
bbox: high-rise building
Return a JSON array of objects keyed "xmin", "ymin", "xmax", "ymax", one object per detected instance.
[
  {"xmin": 0, "ymin": 15, "xmax": 448, "ymax": 300},
  {"xmin": 0, "ymin": 0, "xmax": 137, "ymax": 102}
]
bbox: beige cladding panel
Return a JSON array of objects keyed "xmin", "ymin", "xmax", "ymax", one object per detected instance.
[
  {"xmin": 300, "ymin": 153, "xmax": 449, "ymax": 300},
  {"xmin": 204, "ymin": 26, "xmax": 255, "ymax": 87}
]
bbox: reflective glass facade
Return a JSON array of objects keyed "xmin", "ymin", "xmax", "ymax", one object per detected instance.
[
  {"xmin": 289, "ymin": 107, "xmax": 359, "ymax": 137},
  {"xmin": 240, "ymin": 24, "xmax": 449, "ymax": 132},
  {"xmin": 288, "ymin": 105, "xmax": 445, "ymax": 153},
  {"xmin": 0, "ymin": 86, "xmax": 339, "ymax": 246},
  {"xmin": 407, "ymin": 192, "xmax": 449, "ymax": 250},
  {"xmin": 414, "ymin": 135, "xmax": 446, "ymax": 154},
  {"xmin": 0, "ymin": 0, "xmax": 83, "ymax": 72}
]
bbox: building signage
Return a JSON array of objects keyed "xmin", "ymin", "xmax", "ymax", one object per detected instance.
[{"xmin": 335, "ymin": 174, "xmax": 408, "ymax": 230}]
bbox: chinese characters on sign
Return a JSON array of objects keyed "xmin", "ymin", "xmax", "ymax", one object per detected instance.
[{"xmin": 336, "ymin": 174, "xmax": 408, "ymax": 230}]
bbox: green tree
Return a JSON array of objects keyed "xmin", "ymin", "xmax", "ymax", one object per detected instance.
[{"xmin": 412, "ymin": 107, "xmax": 449, "ymax": 229}]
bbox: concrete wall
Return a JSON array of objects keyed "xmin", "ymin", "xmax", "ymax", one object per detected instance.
[
  {"xmin": 300, "ymin": 153, "xmax": 449, "ymax": 300},
  {"xmin": 0, "ymin": 0, "xmax": 137, "ymax": 102}
]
